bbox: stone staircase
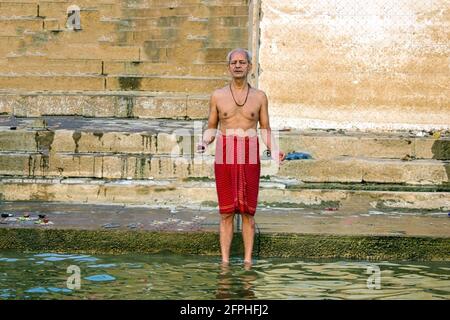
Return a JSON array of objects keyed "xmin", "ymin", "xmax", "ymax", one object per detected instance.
[
  {"xmin": 0, "ymin": 0, "xmax": 247, "ymax": 101},
  {"xmin": 0, "ymin": 0, "xmax": 449, "ymax": 218},
  {"xmin": 0, "ymin": 116, "xmax": 449, "ymax": 214}
]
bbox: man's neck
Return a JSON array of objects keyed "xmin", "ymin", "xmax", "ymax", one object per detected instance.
[{"xmin": 231, "ymin": 78, "xmax": 248, "ymax": 90}]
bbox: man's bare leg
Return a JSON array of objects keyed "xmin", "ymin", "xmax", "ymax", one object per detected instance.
[
  {"xmin": 241, "ymin": 213, "xmax": 255, "ymax": 264},
  {"xmin": 220, "ymin": 213, "xmax": 235, "ymax": 264}
]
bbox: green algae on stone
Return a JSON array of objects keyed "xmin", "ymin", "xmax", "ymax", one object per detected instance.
[{"xmin": 0, "ymin": 228, "xmax": 448, "ymax": 261}]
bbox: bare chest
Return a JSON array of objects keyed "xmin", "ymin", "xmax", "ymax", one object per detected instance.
[{"xmin": 216, "ymin": 96, "xmax": 261, "ymax": 121}]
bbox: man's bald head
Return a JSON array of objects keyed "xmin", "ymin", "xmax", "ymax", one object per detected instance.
[{"xmin": 226, "ymin": 48, "xmax": 252, "ymax": 65}]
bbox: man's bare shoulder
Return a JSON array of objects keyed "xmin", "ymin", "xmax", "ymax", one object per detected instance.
[
  {"xmin": 250, "ymin": 87, "xmax": 268, "ymax": 101},
  {"xmin": 211, "ymin": 85, "xmax": 229, "ymax": 98}
]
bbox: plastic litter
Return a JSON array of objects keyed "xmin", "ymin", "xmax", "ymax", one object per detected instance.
[
  {"xmin": 127, "ymin": 222, "xmax": 143, "ymax": 229},
  {"xmin": 325, "ymin": 207, "xmax": 338, "ymax": 211},
  {"xmin": 433, "ymin": 131, "xmax": 441, "ymax": 140},
  {"xmin": 1, "ymin": 213, "xmax": 13, "ymax": 218},
  {"xmin": 102, "ymin": 222, "xmax": 120, "ymax": 229},
  {"xmin": 285, "ymin": 152, "xmax": 312, "ymax": 160}
]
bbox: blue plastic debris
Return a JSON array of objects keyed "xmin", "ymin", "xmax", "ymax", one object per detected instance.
[{"xmin": 285, "ymin": 152, "xmax": 312, "ymax": 160}]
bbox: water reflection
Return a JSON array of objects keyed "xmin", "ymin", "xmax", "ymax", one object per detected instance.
[
  {"xmin": 215, "ymin": 263, "xmax": 257, "ymax": 299},
  {"xmin": 0, "ymin": 251, "xmax": 448, "ymax": 300}
]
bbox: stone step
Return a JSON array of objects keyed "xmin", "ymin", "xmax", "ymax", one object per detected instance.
[
  {"xmin": 115, "ymin": 28, "xmax": 246, "ymax": 46},
  {"xmin": 41, "ymin": 43, "xmax": 141, "ymax": 60},
  {"xmin": 0, "ymin": 149, "xmax": 448, "ymax": 184},
  {"xmin": 0, "ymin": 2, "xmax": 38, "ymax": 17},
  {"xmin": 1, "ymin": 117, "xmax": 448, "ymax": 161},
  {"xmin": 103, "ymin": 61, "xmax": 228, "ymax": 77},
  {"xmin": 0, "ymin": 177, "xmax": 448, "ymax": 213},
  {"xmin": 0, "ymin": 57, "xmax": 103, "ymax": 74},
  {"xmin": 106, "ymin": 75, "xmax": 228, "ymax": 92},
  {"xmin": 0, "ymin": 73, "xmax": 228, "ymax": 92},
  {"xmin": 0, "ymin": 92, "xmax": 209, "ymax": 118},
  {"xmin": 121, "ymin": 5, "xmax": 248, "ymax": 18},
  {"xmin": 1, "ymin": 201, "xmax": 449, "ymax": 261},
  {"xmin": 0, "ymin": 152, "xmax": 450, "ymax": 185},
  {"xmin": 0, "ymin": 57, "xmax": 228, "ymax": 77},
  {"xmin": 38, "ymin": 2, "xmax": 122, "ymax": 19},
  {"xmin": 4, "ymin": 2, "xmax": 250, "ymax": 21},
  {"xmin": 0, "ymin": 74, "xmax": 106, "ymax": 90},
  {"xmin": 0, "ymin": 36, "xmax": 23, "ymax": 57},
  {"xmin": 0, "ymin": 17, "xmax": 43, "ymax": 36}
]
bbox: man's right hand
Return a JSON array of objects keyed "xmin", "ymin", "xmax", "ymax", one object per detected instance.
[{"xmin": 196, "ymin": 142, "xmax": 207, "ymax": 153}]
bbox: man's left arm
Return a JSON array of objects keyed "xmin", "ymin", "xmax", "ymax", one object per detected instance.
[{"xmin": 259, "ymin": 92, "xmax": 285, "ymax": 162}]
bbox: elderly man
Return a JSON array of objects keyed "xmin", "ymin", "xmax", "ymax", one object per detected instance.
[{"xmin": 197, "ymin": 48, "xmax": 285, "ymax": 265}]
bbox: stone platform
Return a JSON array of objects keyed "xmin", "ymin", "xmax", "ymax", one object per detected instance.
[{"xmin": 0, "ymin": 201, "xmax": 448, "ymax": 261}]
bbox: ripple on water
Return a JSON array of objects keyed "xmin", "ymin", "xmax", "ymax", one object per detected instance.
[
  {"xmin": 0, "ymin": 252, "xmax": 448, "ymax": 300},
  {"xmin": 84, "ymin": 274, "xmax": 117, "ymax": 282}
]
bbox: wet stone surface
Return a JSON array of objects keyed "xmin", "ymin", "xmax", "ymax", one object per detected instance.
[{"xmin": 0, "ymin": 201, "xmax": 449, "ymax": 237}]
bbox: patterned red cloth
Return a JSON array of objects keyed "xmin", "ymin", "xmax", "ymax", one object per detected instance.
[{"xmin": 214, "ymin": 134, "xmax": 261, "ymax": 215}]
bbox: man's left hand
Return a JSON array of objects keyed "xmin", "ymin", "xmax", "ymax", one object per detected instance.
[{"xmin": 278, "ymin": 151, "xmax": 286, "ymax": 163}]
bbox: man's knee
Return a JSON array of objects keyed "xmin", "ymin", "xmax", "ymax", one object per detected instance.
[
  {"xmin": 220, "ymin": 213, "xmax": 234, "ymax": 224},
  {"xmin": 242, "ymin": 214, "xmax": 255, "ymax": 228}
]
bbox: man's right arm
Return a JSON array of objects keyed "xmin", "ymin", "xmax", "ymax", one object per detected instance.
[{"xmin": 198, "ymin": 92, "xmax": 219, "ymax": 152}]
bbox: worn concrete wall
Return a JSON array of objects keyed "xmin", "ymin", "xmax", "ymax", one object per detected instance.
[{"xmin": 258, "ymin": 0, "xmax": 449, "ymax": 131}]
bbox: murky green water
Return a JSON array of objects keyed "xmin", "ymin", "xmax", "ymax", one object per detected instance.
[{"xmin": 0, "ymin": 251, "xmax": 449, "ymax": 300}]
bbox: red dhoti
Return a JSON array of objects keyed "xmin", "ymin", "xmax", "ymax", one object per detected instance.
[{"xmin": 214, "ymin": 134, "xmax": 261, "ymax": 216}]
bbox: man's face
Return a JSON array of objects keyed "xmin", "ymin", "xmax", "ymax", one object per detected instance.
[{"xmin": 228, "ymin": 52, "xmax": 251, "ymax": 79}]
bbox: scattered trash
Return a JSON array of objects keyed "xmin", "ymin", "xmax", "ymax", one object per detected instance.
[
  {"xmin": 127, "ymin": 222, "xmax": 143, "ymax": 229},
  {"xmin": 285, "ymin": 152, "xmax": 312, "ymax": 160},
  {"xmin": 1, "ymin": 213, "xmax": 13, "ymax": 218},
  {"xmin": 368, "ymin": 210, "xmax": 386, "ymax": 215},
  {"xmin": 9, "ymin": 115, "xmax": 17, "ymax": 130},
  {"xmin": 279, "ymin": 127, "xmax": 291, "ymax": 132},
  {"xmin": 34, "ymin": 219, "xmax": 54, "ymax": 226},
  {"xmin": 102, "ymin": 223, "xmax": 120, "ymax": 229},
  {"xmin": 415, "ymin": 131, "xmax": 427, "ymax": 137},
  {"xmin": 38, "ymin": 214, "xmax": 46, "ymax": 219},
  {"xmin": 325, "ymin": 207, "xmax": 338, "ymax": 211},
  {"xmin": 432, "ymin": 131, "xmax": 441, "ymax": 140},
  {"xmin": 23, "ymin": 213, "xmax": 30, "ymax": 218},
  {"xmin": 448, "ymin": 212, "xmax": 450, "ymax": 217},
  {"xmin": 18, "ymin": 216, "xmax": 38, "ymax": 221},
  {"xmin": 401, "ymin": 154, "xmax": 415, "ymax": 161}
]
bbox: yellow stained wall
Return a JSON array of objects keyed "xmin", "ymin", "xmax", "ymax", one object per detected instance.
[{"xmin": 258, "ymin": 0, "xmax": 450, "ymax": 130}]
